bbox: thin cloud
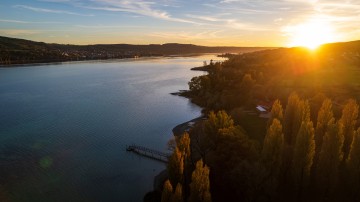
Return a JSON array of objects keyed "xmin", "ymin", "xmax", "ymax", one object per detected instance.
[
  {"xmin": 186, "ymin": 14, "xmax": 270, "ymax": 31},
  {"xmin": 77, "ymin": 0, "xmax": 199, "ymax": 24},
  {"xmin": 14, "ymin": 5, "xmax": 94, "ymax": 16},
  {"xmin": 0, "ymin": 19, "xmax": 64, "ymax": 24},
  {"xmin": 148, "ymin": 30, "xmax": 224, "ymax": 40},
  {"xmin": 186, "ymin": 14, "xmax": 221, "ymax": 22},
  {"xmin": 0, "ymin": 29, "xmax": 41, "ymax": 36}
]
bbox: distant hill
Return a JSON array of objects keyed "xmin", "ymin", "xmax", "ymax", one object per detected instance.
[{"xmin": 0, "ymin": 36, "xmax": 275, "ymax": 66}]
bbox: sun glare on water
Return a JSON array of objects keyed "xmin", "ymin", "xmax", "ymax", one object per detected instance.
[{"xmin": 286, "ymin": 20, "xmax": 336, "ymax": 50}]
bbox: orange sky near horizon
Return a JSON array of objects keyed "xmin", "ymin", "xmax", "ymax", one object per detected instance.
[{"xmin": 0, "ymin": 0, "xmax": 359, "ymax": 47}]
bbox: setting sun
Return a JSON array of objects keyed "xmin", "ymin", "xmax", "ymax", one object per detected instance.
[{"xmin": 286, "ymin": 20, "xmax": 337, "ymax": 49}]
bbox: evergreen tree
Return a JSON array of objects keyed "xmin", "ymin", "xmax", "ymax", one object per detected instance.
[
  {"xmin": 171, "ymin": 183, "xmax": 183, "ymax": 202},
  {"xmin": 189, "ymin": 160, "xmax": 211, "ymax": 202},
  {"xmin": 347, "ymin": 128, "xmax": 360, "ymax": 199},
  {"xmin": 168, "ymin": 147, "xmax": 184, "ymax": 187},
  {"xmin": 316, "ymin": 121, "xmax": 344, "ymax": 198},
  {"xmin": 284, "ymin": 92, "xmax": 300, "ymax": 144},
  {"xmin": 292, "ymin": 120, "xmax": 315, "ymax": 199},
  {"xmin": 315, "ymin": 98, "xmax": 334, "ymax": 155},
  {"xmin": 340, "ymin": 99, "xmax": 359, "ymax": 160},
  {"xmin": 161, "ymin": 180, "xmax": 173, "ymax": 202},
  {"xmin": 267, "ymin": 99, "xmax": 284, "ymax": 128}
]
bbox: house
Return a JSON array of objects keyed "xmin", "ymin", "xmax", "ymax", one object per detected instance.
[{"xmin": 256, "ymin": 105, "xmax": 271, "ymax": 119}]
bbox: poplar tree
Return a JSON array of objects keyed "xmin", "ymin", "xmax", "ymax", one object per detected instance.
[
  {"xmin": 267, "ymin": 99, "xmax": 284, "ymax": 128},
  {"xmin": 292, "ymin": 120, "xmax": 315, "ymax": 199},
  {"xmin": 347, "ymin": 128, "xmax": 360, "ymax": 199},
  {"xmin": 315, "ymin": 99, "xmax": 334, "ymax": 155},
  {"xmin": 171, "ymin": 183, "xmax": 183, "ymax": 202},
  {"xmin": 161, "ymin": 180, "xmax": 173, "ymax": 202},
  {"xmin": 292, "ymin": 100, "xmax": 311, "ymax": 145},
  {"xmin": 262, "ymin": 118, "xmax": 284, "ymax": 179},
  {"xmin": 340, "ymin": 99, "xmax": 359, "ymax": 160},
  {"xmin": 177, "ymin": 132, "xmax": 191, "ymax": 160},
  {"xmin": 316, "ymin": 121, "xmax": 344, "ymax": 198},
  {"xmin": 284, "ymin": 92, "xmax": 300, "ymax": 144},
  {"xmin": 189, "ymin": 160, "xmax": 211, "ymax": 202},
  {"xmin": 168, "ymin": 147, "xmax": 184, "ymax": 186},
  {"xmin": 262, "ymin": 118, "xmax": 284, "ymax": 196}
]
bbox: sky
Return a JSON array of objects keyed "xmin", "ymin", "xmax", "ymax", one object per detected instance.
[{"xmin": 0, "ymin": 0, "xmax": 359, "ymax": 46}]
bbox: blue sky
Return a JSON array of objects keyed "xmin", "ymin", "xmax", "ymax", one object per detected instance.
[{"xmin": 0, "ymin": 0, "xmax": 359, "ymax": 46}]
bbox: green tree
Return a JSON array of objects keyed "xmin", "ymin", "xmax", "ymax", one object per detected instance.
[
  {"xmin": 161, "ymin": 180, "xmax": 173, "ymax": 202},
  {"xmin": 168, "ymin": 147, "xmax": 184, "ymax": 187},
  {"xmin": 315, "ymin": 99, "xmax": 334, "ymax": 155},
  {"xmin": 347, "ymin": 128, "xmax": 360, "ymax": 199},
  {"xmin": 340, "ymin": 99, "xmax": 359, "ymax": 160},
  {"xmin": 188, "ymin": 76, "xmax": 210, "ymax": 94},
  {"xmin": 189, "ymin": 160, "xmax": 211, "ymax": 202},
  {"xmin": 316, "ymin": 121, "xmax": 344, "ymax": 198},
  {"xmin": 267, "ymin": 99, "xmax": 284, "ymax": 128},
  {"xmin": 284, "ymin": 92, "xmax": 300, "ymax": 144},
  {"xmin": 292, "ymin": 120, "xmax": 315, "ymax": 200},
  {"xmin": 171, "ymin": 183, "xmax": 183, "ymax": 202}
]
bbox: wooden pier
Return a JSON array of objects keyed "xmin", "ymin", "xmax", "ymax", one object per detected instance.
[{"xmin": 126, "ymin": 144, "xmax": 170, "ymax": 163}]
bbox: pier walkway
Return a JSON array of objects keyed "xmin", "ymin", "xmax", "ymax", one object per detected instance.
[{"xmin": 126, "ymin": 144, "xmax": 170, "ymax": 163}]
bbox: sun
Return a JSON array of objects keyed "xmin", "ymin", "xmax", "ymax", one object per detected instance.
[{"xmin": 286, "ymin": 20, "xmax": 336, "ymax": 50}]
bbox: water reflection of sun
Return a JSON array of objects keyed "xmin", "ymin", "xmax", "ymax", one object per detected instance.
[{"xmin": 286, "ymin": 20, "xmax": 337, "ymax": 50}]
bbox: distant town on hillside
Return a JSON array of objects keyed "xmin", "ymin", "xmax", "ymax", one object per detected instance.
[{"xmin": 0, "ymin": 36, "xmax": 275, "ymax": 66}]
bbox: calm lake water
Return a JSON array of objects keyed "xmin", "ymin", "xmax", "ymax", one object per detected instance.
[{"xmin": 0, "ymin": 55, "xmax": 215, "ymax": 201}]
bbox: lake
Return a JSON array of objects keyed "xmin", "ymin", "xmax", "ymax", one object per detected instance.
[{"xmin": 0, "ymin": 55, "xmax": 215, "ymax": 201}]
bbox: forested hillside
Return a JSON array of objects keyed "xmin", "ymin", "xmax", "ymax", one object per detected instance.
[
  {"xmin": 0, "ymin": 36, "xmax": 273, "ymax": 65},
  {"xmin": 159, "ymin": 40, "xmax": 360, "ymax": 202}
]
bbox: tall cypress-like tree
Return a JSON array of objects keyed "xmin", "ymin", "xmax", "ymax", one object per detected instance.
[
  {"xmin": 161, "ymin": 180, "xmax": 173, "ymax": 202},
  {"xmin": 284, "ymin": 92, "xmax": 300, "ymax": 144},
  {"xmin": 347, "ymin": 128, "xmax": 360, "ymax": 199},
  {"xmin": 176, "ymin": 132, "xmax": 191, "ymax": 198},
  {"xmin": 262, "ymin": 118, "xmax": 284, "ymax": 179},
  {"xmin": 315, "ymin": 99, "xmax": 334, "ymax": 156},
  {"xmin": 189, "ymin": 160, "xmax": 211, "ymax": 202},
  {"xmin": 292, "ymin": 100, "xmax": 311, "ymax": 145},
  {"xmin": 177, "ymin": 132, "xmax": 191, "ymax": 160},
  {"xmin": 293, "ymin": 120, "xmax": 315, "ymax": 200},
  {"xmin": 262, "ymin": 118, "xmax": 284, "ymax": 196},
  {"xmin": 171, "ymin": 183, "xmax": 183, "ymax": 202},
  {"xmin": 340, "ymin": 99, "xmax": 359, "ymax": 161},
  {"xmin": 316, "ymin": 121, "xmax": 344, "ymax": 198},
  {"xmin": 168, "ymin": 147, "xmax": 184, "ymax": 187},
  {"xmin": 267, "ymin": 99, "xmax": 284, "ymax": 128}
]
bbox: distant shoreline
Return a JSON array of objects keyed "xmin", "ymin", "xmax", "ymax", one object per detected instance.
[{"xmin": 0, "ymin": 53, "xmax": 225, "ymax": 68}]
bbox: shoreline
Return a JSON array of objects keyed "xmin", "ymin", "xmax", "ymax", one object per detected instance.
[
  {"xmin": 152, "ymin": 115, "xmax": 205, "ymax": 192},
  {"xmin": 0, "ymin": 53, "xmax": 222, "ymax": 68},
  {"xmin": 149, "ymin": 58, "xmax": 211, "ymax": 199},
  {"xmin": 172, "ymin": 116, "xmax": 205, "ymax": 136}
]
